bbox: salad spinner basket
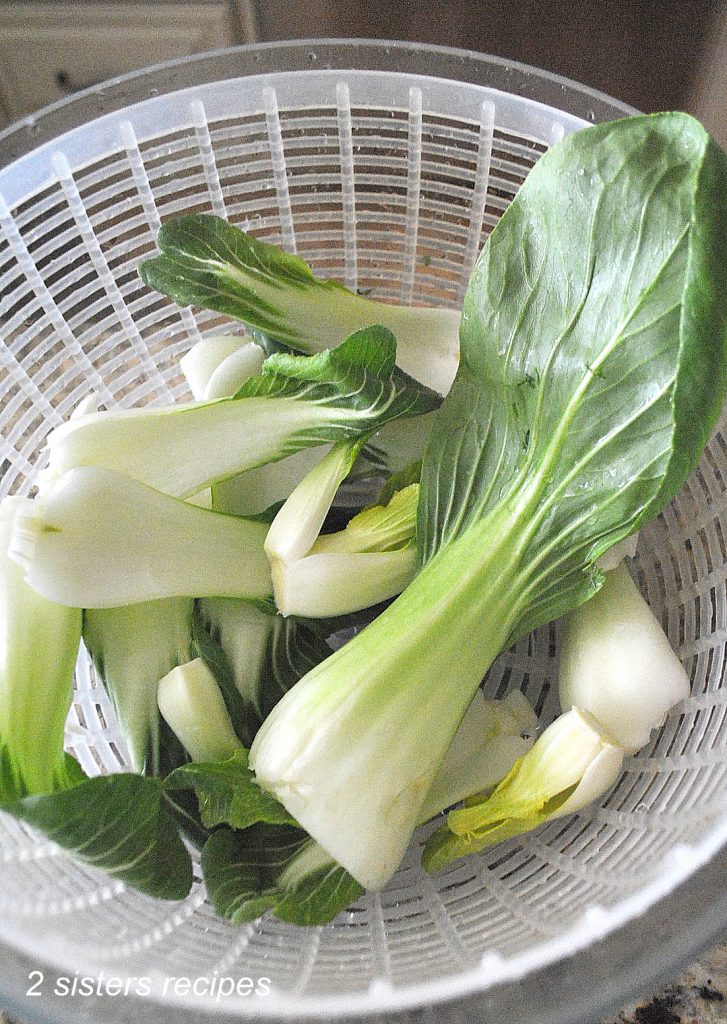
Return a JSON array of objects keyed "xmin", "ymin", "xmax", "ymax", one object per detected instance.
[{"xmin": 1, "ymin": 39, "xmax": 726, "ymax": 1024}]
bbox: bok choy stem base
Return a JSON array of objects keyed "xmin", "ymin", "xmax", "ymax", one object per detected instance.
[{"xmin": 250, "ymin": 507, "xmax": 528, "ymax": 890}]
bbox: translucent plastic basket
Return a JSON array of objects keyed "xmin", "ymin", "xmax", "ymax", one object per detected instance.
[{"xmin": 1, "ymin": 39, "xmax": 726, "ymax": 1024}]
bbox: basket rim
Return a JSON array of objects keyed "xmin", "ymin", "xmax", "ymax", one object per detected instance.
[{"xmin": 0, "ymin": 37, "xmax": 638, "ymax": 169}]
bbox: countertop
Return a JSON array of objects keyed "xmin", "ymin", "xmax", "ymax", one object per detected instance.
[{"xmin": 602, "ymin": 939, "xmax": 727, "ymax": 1024}]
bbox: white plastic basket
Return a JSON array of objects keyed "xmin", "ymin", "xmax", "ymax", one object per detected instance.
[{"xmin": 1, "ymin": 40, "xmax": 726, "ymax": 1024}]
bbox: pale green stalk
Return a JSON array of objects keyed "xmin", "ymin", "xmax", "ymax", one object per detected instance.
[
  {"xmin": 250, "ymin": 507, "xmax": 524, "ymax": 889},
  {"xmin": 279, "ymin": 689, "xmax": 536, "ymax": 893},
  {"xmin": 0, "ymin": 498, "xmax": 81, "ymax": 800},
  {"xmin": 212, "ymin": 447, "xmax": 329, "ymax": 516},
  {"xmin": 83, "ymin": 598, "xmax": 195, "ymax": 774},
  {"xmin": 198, "ymin": 598, "xmax": 275, "ymax": 712},
  {"xmin": 157, "ymin": 658, "xmax": 244, "ymax": 763},
  {"xmin": 265, "ymin": 440, "xmax": 364, "ymax": 564},
  {"xmin": 272, "ymin": 548, "xmax": 418, "ymax": 618},
  {"xmin": 266, "ymin": 450, "xmax": 419, "ymax": 618},
  {"xmin": 42, "ymin": 396, "xmax": 342, "ymax": 499},
  {"xmin": 419, "ymin": 690, "xmax": 536, "ymax": 822},
  {"xmin": 9, "ymin": 467, "xmax": 271, "ymax": 608},
  {"xmin": 423, "ymin": 707, "xmax": 624, "ymax": 872},
  {"xmin": 423, "ymin": 556, "xmax": 689, "ymax": 872}
]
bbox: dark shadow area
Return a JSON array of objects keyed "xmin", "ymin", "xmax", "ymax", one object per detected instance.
[{"xmin": 255, "ymin": 0, "xmax": 720, "ymax": 111}]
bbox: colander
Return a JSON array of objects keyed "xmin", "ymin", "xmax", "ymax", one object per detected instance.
[{"xmin": 1, "ymin": 39, "xmax": 726, "ymax": 1024}]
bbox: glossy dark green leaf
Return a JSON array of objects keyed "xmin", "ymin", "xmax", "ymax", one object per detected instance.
[
  {"xmin": 236, "ymin": 327, "xmax": 439, "ymax": 428},
  {"xmin": 254, "ymin": 615, "xmax": 333, "ymax": 724},
  {"xmin": 419, "ymin": 113, "xmax": 727, "ymax": 639},
  {"xmin": 164, "ymin": 750, "xmax": 296, "ymax": 830},
  {"xmin": 10, "ymin": 773, "xmax": 193, "ymax": 900},
  {"xmin": 201, "ymin": 825, "xmax": 362, "ymax": 926},
  {"xmin": 138, "ymin": 215, "xmax": 348, "ymax": 347},
  {"xmin": 201, "ymin": 824, "xmax": 307, "ymax": 923},
  {"xmin": 274, "ymin": 862, "xmax": 364, "ymax": 927}
]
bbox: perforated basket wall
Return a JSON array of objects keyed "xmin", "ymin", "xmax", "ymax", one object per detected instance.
[{"xmin": 1, "ymin": 49, "xmax": 727, "ymax": 1021}]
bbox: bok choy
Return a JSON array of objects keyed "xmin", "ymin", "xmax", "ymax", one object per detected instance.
[
  {"xmin": 249, "ymin": 113, "xmax": 727, "ymax": 890},
  {"xmin": 167, "ymin": 687, "xmax": 535, "ymax": 925},
  {"xmin": 198, "ymin": 598, "xmax": 332, "ymax": 732},
  {"xmin": 138, "ymin": 215, "xmax": 460, "ymax": 394},
  {"xmin": 265, "ymin": 439, "xmax": 418, "ymax": 617},
  {"xmin": 0, "ymin": 501, "xmax": 192, "ymax": 898},
  {"xmin": 83, "ymin": 598, "xmax": 195, "ymax": 774},
  {"xmin": 41, "ymin": 327, "xmax": 438, "ymax": 500},
  {"xmin": 423, "ymin": 554, "xmax": 690, "ymax": 870},
  {"xmin": 0, "ymin": 498, "xmax": 81, "ymax": 801},
  {"xmin": 10, "ymin": 467, "xmax": 272, "ymax": 607},
  {"xmin": 180, "ymin": 334, "xmax": 266, "ymax": 401},
  {"xmin": 2, "ymin": 110, "xmax": 724, "ymax": 923}
]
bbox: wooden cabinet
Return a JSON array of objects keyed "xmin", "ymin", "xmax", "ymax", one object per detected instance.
[{"xmin": 0, "ymin": 2, "xmax": 255, "ymax": 127}]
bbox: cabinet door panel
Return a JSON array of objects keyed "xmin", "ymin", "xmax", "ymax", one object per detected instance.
[{"xmin": 0, "ymin": 3, "xmax": 238, "ymax": 119}]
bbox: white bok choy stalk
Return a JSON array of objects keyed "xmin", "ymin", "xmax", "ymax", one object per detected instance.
[
  {"xmin": 0, "ymin": 497, "xmax": 82, "ymax": 802},
  {"xmin": 178, "ymin": 333, "xmax": 335, "ymax": 516},
  {"xmin": 273, "ymin": 689, "xmax": 537, "ymax": 911},
  {"xmin": 181, "ymin": 334, "xmax": 428, "ymax": 518},
  {"xmin": 180, "ymin": 335, "xmax": 266, "ymax": 401},
  {"xmin": 164, "ymin": 672, "xmax": 536, "ymax": 926},
  {"xmin": 180, "ymin": 334, "xmax": 269, "ymax": 509},
  {"xmin": 423, "ymin": 555, "xmax": 690, "ymax": 871},
  {"xmin": 83, "ymin": 598, "xmax": 195, "ymax": 774},
  {"xmin": 158, "ymin": 658, "xmax": 245, "ymax": 763},
  {"xmin": 418, "ymin": 689, "xmax": 536, "ymax": 822},
  {"xmin": 265, "ymin": 440, "xmax": 418, "ymax": 617},
  {"xmin": 211, "ymin": 447, "xmax": 330, "ymax": 517},
  {"xmin": 248, "ymin": 114, "xmax": 727, "ymax": 890},
  {"xmin": 40, "ymin": 327, "xmax": 438, "ymax": 500},
  {"xmin": 139, "ymin": 215, "xmax": 460, "ymax": 395},
  {"xmin": 558, "ymin": 559, "xmax": 689, "ymax": 752},
  {"xmin": 9, "ymin": 467, "xmax": 272, "ymax": 607}
]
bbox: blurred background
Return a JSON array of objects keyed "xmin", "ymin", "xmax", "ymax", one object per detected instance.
[{"xmin": 0, "ymin": 0, "xmax": 726, "ymax": 147}]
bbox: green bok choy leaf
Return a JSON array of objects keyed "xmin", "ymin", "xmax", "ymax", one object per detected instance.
[
  {"xmin": 42, "ymin": 327, "xmax": 438, "ymax": 500},
  {"xmin": 198, "ymin": 598, "xmax": 333, "ymax": 733},
  {"xmin": 138, "ymin": 215, "xmax": 460, "ymax": 394}
]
